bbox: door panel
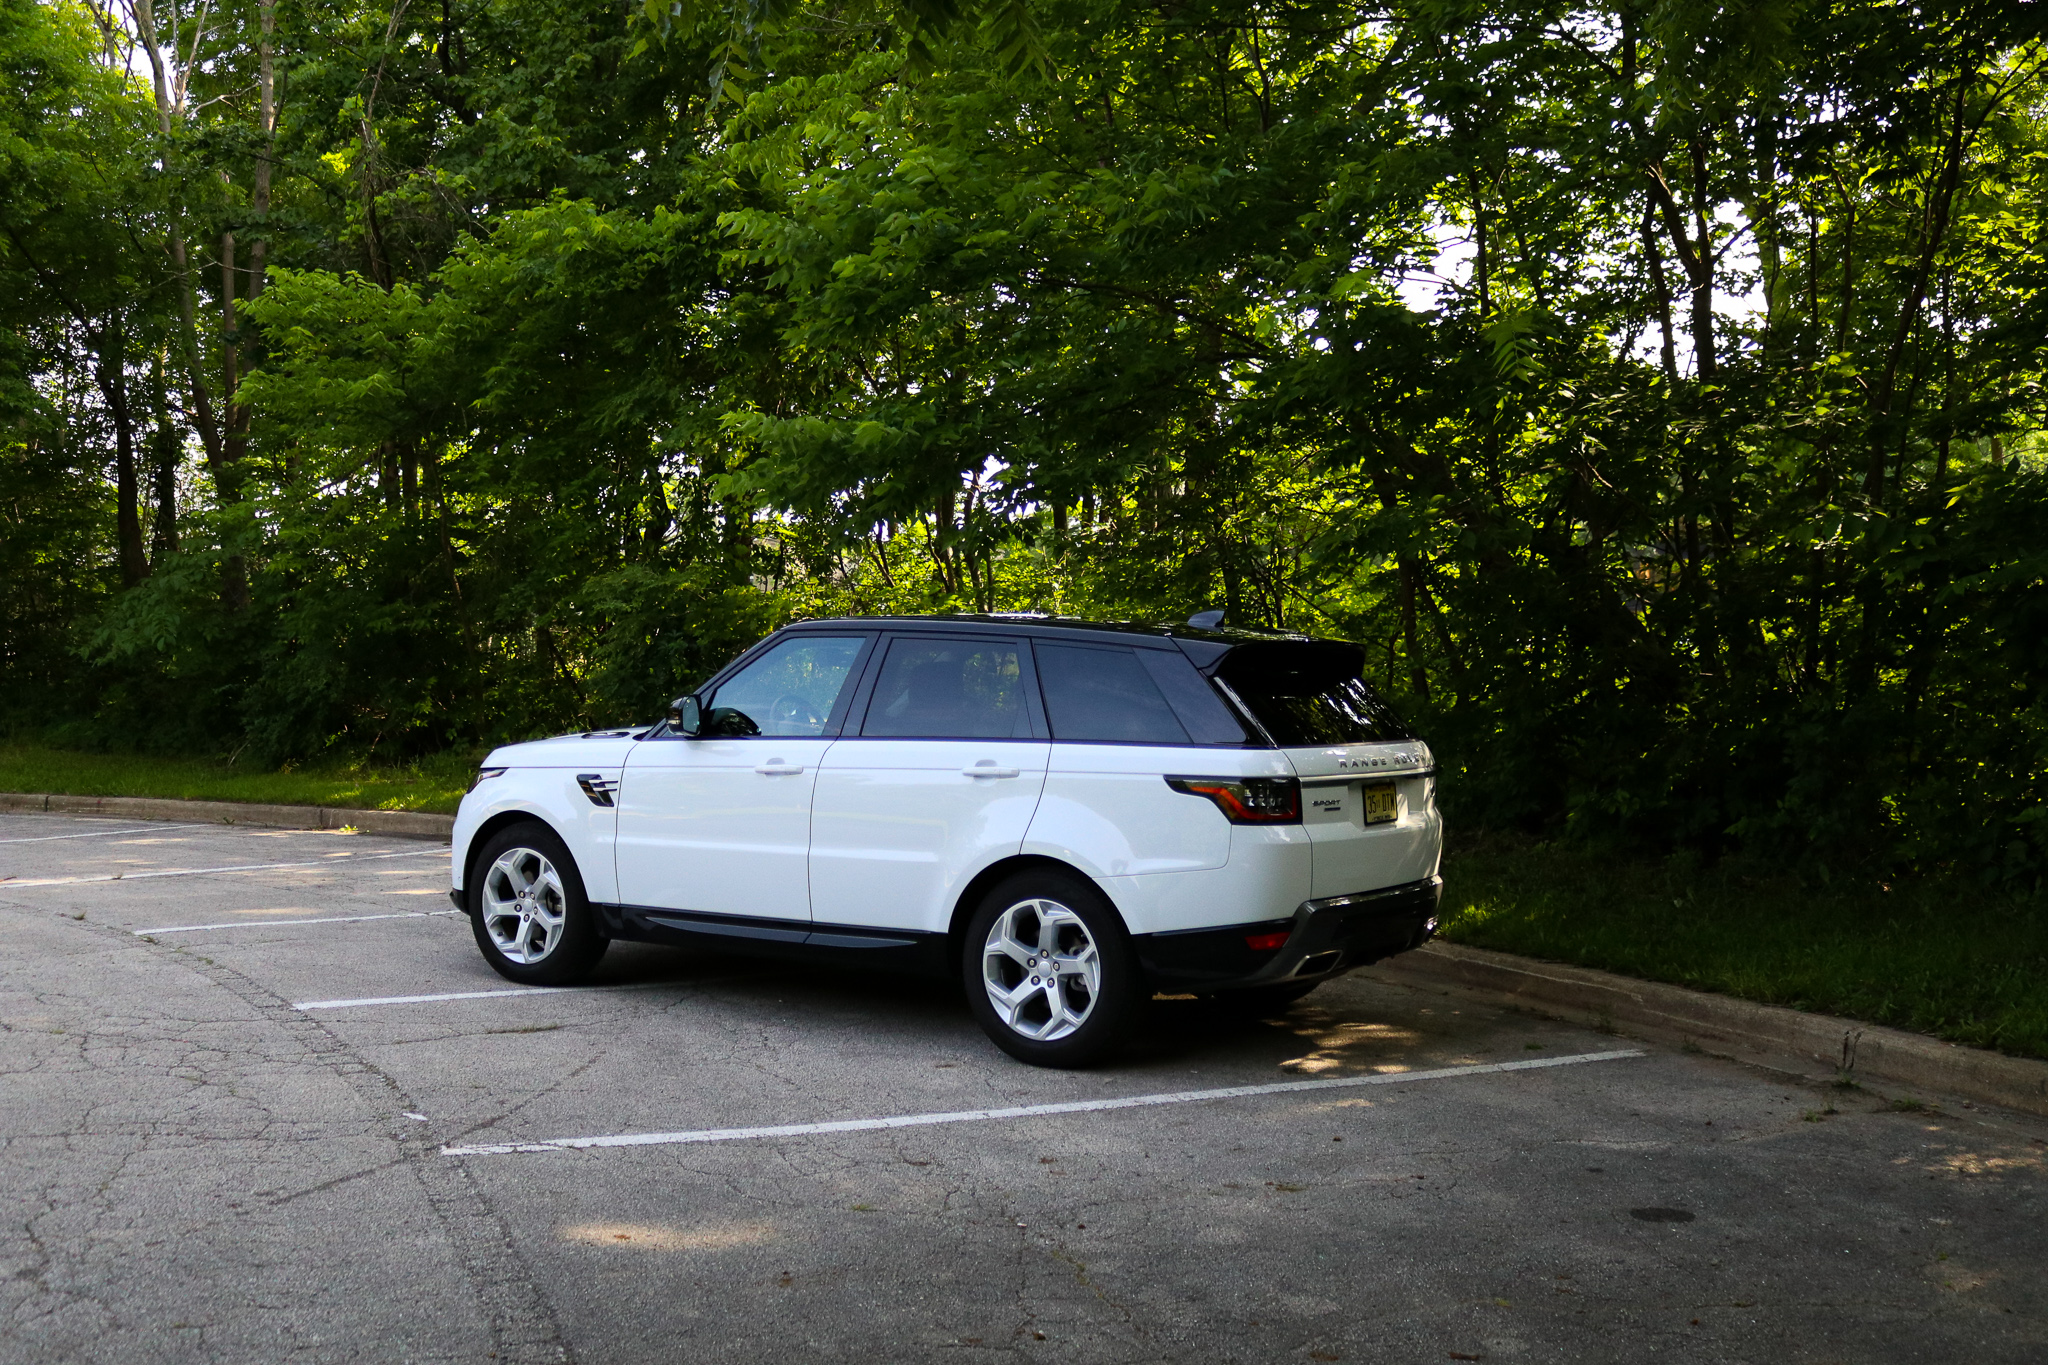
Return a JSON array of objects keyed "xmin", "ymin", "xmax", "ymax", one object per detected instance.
[
  {"xmin": 612, "ymin": 633, "xmax": 870, "ymax": 921},
  {"xmin": 616, "ymin": 739, "xmax": 833, "ymax": 919},
  {"xmin": 807, "ymin": 633, "xmax": 1047, "ymax": 933},
  {"xmin": 809, "ymin": 739, "xmax": 1050, "ymax": 932}
]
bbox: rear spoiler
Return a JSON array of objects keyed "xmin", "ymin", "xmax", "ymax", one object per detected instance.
[{"xmin": 1173, "ymin": 636, "xmax": 1368, "ymax": 688}]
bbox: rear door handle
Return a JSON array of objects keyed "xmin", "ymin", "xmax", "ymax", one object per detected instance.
[
  {"xmin": 962, "ymin": 764, "xmax": 1020, "ymax": 779},
  {"xmin": 755, "ymin": 761, "xmax": 805, "ymax": 776}
]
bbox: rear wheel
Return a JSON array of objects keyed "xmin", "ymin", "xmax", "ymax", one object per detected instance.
[
  {"xmin": 468, "ymin": 821, "xmax": 608, "ymax": 985},
  {"xmin": 963, "ymin": 870, "xmax": 1140, "ymax": 1068}
]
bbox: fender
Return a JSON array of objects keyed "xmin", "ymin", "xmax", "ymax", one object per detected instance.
[{"xmin": 450, "ymin": 733, "xmax": 638, "ymax": 902}]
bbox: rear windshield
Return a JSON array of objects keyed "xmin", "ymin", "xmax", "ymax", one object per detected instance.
[{"xmin": 1217, "ymin": 643, "xmax": 1414, "ymax": 746}]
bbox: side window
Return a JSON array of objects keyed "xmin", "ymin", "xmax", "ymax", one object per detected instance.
[
  {"xmin": 1036, "ymin": 643, "xmax": 1190, "ymax": 744},
  {"xmin": 860, "ymin": 638, "xmax": 1029, "ymax": 739},
  {"xmin": 703, "ymin": 635, "xmax": 868, "ymax": 737},
  {"xmin": 1138, "ymin": 648, "xmax": 1248, "ymax": 745}
]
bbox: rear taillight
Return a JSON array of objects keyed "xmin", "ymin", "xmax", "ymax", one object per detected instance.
[
  {"xmin": 1245, "ymin": 930, "xmax": 1290, "ymax": 951},
  {"xmin": 1164, "ymin": 775, "xmax": 1302, "ymax": 824}
]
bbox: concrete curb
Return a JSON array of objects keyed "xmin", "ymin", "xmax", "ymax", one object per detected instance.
[
  {"xmin": 0, "ymin": 791, "xmax": 453, "ymax": 841},
  {"xmin": 1367, "ymin": 940, "xmax": 2048, "ymax": 1119}
]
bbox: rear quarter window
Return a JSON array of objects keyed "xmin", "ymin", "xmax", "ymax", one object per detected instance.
[
  {"xmin": 1034, "ymin": 641, "xmax": 1249, "ymax": 746},
  {"xmin": 1035, "ymin": 643, "xmax": 1188, "ymax": 744}
]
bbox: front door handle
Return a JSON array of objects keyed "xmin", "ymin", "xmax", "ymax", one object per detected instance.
[
  {"xmin": 962, "ymin": 764, "xmax": 1021, "ymax": 779},
  {"xmin": 755, "ymin": 761, "xmax": 806, "ymax": 776}
]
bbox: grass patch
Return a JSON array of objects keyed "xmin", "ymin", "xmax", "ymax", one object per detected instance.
[
  {"xmin": 1438, "ymin": 834, "xmax": 2048, "ymax": 1061},
  {"xmin": 0, "ymin": 743, "xmax": 476, "ymax": 815}
]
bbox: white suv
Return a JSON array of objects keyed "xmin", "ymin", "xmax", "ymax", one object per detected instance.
[{"xmin": 450, "ymin": 615, "xmax": 1443, "ymax": 1066}]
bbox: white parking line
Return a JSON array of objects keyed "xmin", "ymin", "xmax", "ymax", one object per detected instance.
[
  {"xmin": 136, "ymin": 909, "xmax": 462, "ymax": 935},
  {"xmin": 0, "ymin": 822, "xmax": 213, "ymax": 844},
  {"xmin": 441, "ymin": 1049, "xmax": 1647, "ymax": 1156},
  {"xmin": 293, "ymin": 980, "xmax": 683, "ymax": 1011},
  {"xmin": 297, "ymin": 986, "xmax": 573, "ymax": 1010},
  {"xmin": 2, "ymin": 846, "xmax": 446, "ymax": 887}
]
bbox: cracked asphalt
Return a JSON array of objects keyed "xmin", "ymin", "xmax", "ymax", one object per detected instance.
[{"xmin": 1, "ymin": 812, "xmax": 2043, "ymax": 1364}]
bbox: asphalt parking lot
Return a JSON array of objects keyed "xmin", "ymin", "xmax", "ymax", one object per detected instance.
[{"xmin": 2, "ymin": 812, "xmax": 2043, "ymax": 1364}]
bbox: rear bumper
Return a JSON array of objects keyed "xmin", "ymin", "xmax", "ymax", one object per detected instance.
[{"xmin": 1133, "ymin": 875, "xmax": 1442, "ymax": 992}]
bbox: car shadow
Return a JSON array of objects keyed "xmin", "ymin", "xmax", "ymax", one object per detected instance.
[{"xmin": 576, "ymin": 941, "xmax": 1438, "ymax": 1077}]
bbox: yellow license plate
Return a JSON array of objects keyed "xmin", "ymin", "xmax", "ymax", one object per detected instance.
[{"xmin": 1362, "ymin": 782, "xmax": 1398, "ymax": 825}]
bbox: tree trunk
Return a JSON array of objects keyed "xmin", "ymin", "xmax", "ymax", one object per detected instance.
[
  {"xmin": 222, "ymin": 0, "xmax": 277, "ymax": 470},
  {"xmin": 1688, "ymin": 137, "xmax": 1716, "ymax": 379},
  {"xmin": 97, "ymin": 324, "xmax": 147, "ymax": 587},
  {"xmin": 1641, "ymin": 200, "xmax": 1677, "ymax": 381},
  {"xmin": 1865, "ymin": 78, "xmax": 1972, "ymax": 505},
  {"xmin": 220, "ymin": 230, "xmax": 241, "ymax": 459},
  {"xmin": 149, "ymin": 349, "xmax": 179, "ymax": 566},
  {"xmin": 1400, "ymin": 557, "xmax": 1427, "ymax": 700},
  {"xmin": 250, "ymin": 0, "xmax": 276, "ymax": 300},
  {"xmin": 129, "ymin": 0, "xmax": 226, "ymax": 484}
]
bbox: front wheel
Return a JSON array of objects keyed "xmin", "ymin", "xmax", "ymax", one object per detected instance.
[
  {"xmin": 963, "ymin": 870, "xmax": 1141, "ymax": 1068},
  {"xmin": 468, "ymin": 821, "xmax": 609, "ymax": 985}
]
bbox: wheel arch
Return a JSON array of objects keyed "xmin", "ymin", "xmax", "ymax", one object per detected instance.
[
  {"xmin": 460, "ymin": 809, "xmax": 562, "ymax": 910},
  {"xmin": 945, "ymin": 854, "xmax": 1124, "ymax": 976}
]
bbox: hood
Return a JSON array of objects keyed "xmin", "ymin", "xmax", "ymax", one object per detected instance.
[{"xmin": 483, "ymin": 729, "xmax": 646, "ymax": 768}]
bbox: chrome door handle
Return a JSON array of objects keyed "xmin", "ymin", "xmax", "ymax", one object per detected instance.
[
  {"xmin": 962, "ymin": 765, "xmax": 1020, "ymax": 779},
  {"xmin": 755, "ymin": 761, "xmax": 805, "ymax": 776}
]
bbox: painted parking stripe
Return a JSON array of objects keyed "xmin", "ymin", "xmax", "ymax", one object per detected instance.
[
  {"xmin": 441, "ymin": 1049, "xmax": 1647, "ymax": 1157},
  {"xmin": 0, "ymin": 822, "xmax": 213, "ymax": 844},
  {"xmin": 297, "ymin": 986, "xmax": 573, "ymax": 1010},
  {"xmin": 2, "ymin": 846, "xmax": 446, "ymax": 887},
  {"xmin": 135, "ymin": 909, "xmax": 462, "ymax": 935},
  {"xmin": 292, "ymin": 981, "xmax": 681, "ymax": 1011}
]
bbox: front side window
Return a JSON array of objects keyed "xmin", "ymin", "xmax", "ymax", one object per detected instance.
[
  {"xmin": 861, "ymin": 638, "xmax": 1029, "ymax": 739},
  {"xmin": 703, "ymin": 635, "xmax": 868, "ymax": 737}
]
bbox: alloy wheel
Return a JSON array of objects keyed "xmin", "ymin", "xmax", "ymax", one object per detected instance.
[
  {"xmin": 481, "ymin": 846, "xmax": 567, "ymax": 964},
  {"xmin": 981, "ymin": 898, "xmax": 1102, "ymax": 1041}
]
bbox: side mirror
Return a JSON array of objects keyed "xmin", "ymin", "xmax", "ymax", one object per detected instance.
[{"xmin": 669, "ymin": 694, "xmax": 704, "ymax": 736}]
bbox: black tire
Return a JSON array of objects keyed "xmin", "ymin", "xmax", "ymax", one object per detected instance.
[
  {"xmin": 1207, "ymin": 980, "xmax": 1320, "ymax": 1016},
  {"xmin": 962, "ymin": 868, "xmax": 1141, "ymax": 1068},
  {"xmin": 467, "ymin": 820, "xmax": 609, "ymax": 985}
]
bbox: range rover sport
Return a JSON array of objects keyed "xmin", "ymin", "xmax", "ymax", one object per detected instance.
[{"xmin": 450, "ymin": 615, "xmax": 1443, "ymax": 1066}]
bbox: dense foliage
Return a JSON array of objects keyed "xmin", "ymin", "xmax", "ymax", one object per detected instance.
[{"xmin": 3, "ymin": 0, "xmax": 2044, "ymax": 880}]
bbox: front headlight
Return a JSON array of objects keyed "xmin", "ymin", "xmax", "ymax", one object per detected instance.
[{"xmin": 468, "ymin": 766, "xmax": 508, "ymax": 793}]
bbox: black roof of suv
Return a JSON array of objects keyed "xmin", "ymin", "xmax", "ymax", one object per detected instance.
[
  {"xmin": 785, "ymin": 613, "xmax": 1363, "ymax": 680},
  {"xmin": 787, "ymin": 612, "xmax": 1301, "ymax": 641}
]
